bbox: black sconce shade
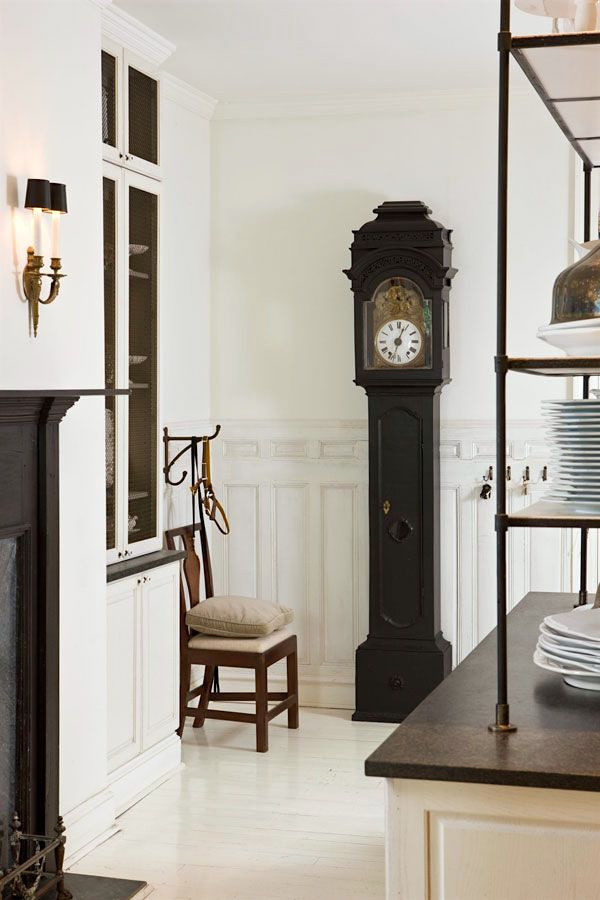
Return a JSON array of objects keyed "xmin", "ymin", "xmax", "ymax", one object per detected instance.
[
  {"xmin": 24, "ymin": 178, "xmax": 51, "ymax": 210},
  {"xmin": 50, "ymin": 183, "xmax": 68, "ymax": 214}
]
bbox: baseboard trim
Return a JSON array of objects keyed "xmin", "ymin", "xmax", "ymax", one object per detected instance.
[
  {"xmin": 62, "ymin": 788, "xmax": 117, "ymax": 865},
  {"xmin": 108, "ymin": 733, "xmax": 182, "ymax": 817}
]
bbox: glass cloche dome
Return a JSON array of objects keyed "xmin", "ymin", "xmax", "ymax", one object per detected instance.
[{"xmin": 551, "ymin": 243, "xmax": 600, "ymax": 323}]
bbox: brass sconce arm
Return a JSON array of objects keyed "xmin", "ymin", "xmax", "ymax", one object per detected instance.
[{"xmin": 23, "ymin": 247, "xmax": 66, "ymax": 338}]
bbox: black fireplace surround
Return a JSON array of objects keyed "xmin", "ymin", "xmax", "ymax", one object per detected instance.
[
  {"xmin": 0, "ymin": 391, "xmax": 74, "ymax": 846},
  {"xmin": 0, "ymin": 391, "xmax": 145, "ymax": 898}
]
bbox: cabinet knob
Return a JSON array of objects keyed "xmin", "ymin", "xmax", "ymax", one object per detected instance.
[{"xmin": 382, "ymin": 500, "xmax": 391, "ymax": 515}]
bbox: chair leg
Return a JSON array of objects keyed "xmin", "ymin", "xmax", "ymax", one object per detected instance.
[
  {"xmin": 287, "ymin": 647, "xmax": 299, "ymax": 730},
  {"xmin": 177, "ymin": 658, "xmax": 191, "ymax": 737},
  {"xmin": 255, "ymin": 659, "xmax": 268, "ymax": 752},
  {"xmin": 193, "ymin": 664, "xmax": 215, "ymax": 728}
]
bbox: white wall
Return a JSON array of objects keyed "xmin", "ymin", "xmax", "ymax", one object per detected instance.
[
  {"xmin": 210, "ymin": 86, "xmax": 573, "ymax": 423},
  {"xmin": 0, "ymin": 0, "xmax": 109, "ymax": 842},
  {"xmin": 161, "ymin": 89, "xmax": 211, "ymax": 426}
]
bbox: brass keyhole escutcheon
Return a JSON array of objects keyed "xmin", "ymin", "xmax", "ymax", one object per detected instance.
[{"xmin": 383, "ymin": 500, "xmax": 391, "ymax": 515}]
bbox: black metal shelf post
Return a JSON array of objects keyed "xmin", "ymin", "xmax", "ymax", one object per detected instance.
[
  {"xmin": 490, "ymin": 1, "xmax": 600, "ymax": 732},
  {"xmin": 579, "ymin": 166, "xmax": 592, "ymax": 605},
  {"xmin": 490, "ymin": 0, "xmax": 515, "ymax": 734}
]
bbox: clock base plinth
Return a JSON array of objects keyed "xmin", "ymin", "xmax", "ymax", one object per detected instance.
[{"xmin": 352, "ymin": 634, "xmax": 451, "ymax": 724}]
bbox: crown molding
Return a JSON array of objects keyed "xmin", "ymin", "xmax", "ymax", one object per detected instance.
[
  {"xmin": 213, "ymin": 85, "xmax": 532, "ymax": 121},
  {"xmin": 161, "ymin": 73, "xmax": 218, "ymax": 120},
  {"xmin": 100, "ymin": 0, "xmax": 175, "ymax": 67}
]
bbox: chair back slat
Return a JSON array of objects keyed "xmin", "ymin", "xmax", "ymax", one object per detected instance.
[{"xmin": 166, "ymin": 509, "xmax": 215, "ymax": 645}]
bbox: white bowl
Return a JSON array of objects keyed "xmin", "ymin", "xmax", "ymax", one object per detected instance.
[{"xmin": 537, "ymin": 319, "xmax": 600, "ymax": 356}]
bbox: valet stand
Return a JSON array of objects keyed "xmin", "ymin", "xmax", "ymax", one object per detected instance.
[{"xmin": 491, "ymin": 0, "xmax": 599, "ymax": 733}]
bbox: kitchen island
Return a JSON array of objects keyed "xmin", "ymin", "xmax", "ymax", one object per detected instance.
[{"xmin": 366, "ymin": 592, "xmax": 600, "ymax": 899}]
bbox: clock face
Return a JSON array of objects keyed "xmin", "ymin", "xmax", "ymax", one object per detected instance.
[{"xmin": 375, "ymin": 319, "xmax": 423, "ymax": 366}]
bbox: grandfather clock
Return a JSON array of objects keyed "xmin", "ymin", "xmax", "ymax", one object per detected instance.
[{"xmin": 344, "ymin": 201, "xmax": 456, "ymax": 722}]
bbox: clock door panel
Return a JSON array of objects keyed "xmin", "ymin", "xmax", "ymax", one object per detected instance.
[{"xmin": 376, "ymin": 406, "xmax": 423, "ymax": 629}]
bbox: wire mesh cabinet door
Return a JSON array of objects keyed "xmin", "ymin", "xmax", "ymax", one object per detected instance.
[
  {"xmin": 101, "ymin": 39, "xmax": 123, "ymax": 168},
  {"xmin": 125, "ymin": 171, "xmax": 162, "ymax": 557},
  {"xmin": 123, "ymin": 50, "xmax": 161, "ymax": 180},
  {"xmin": 103, "ymin": 161, "xmax": 127, "ymax": 564},
  {"xmin": 101, "ymin": 40, "xmax": 161, "ymax": 180}
]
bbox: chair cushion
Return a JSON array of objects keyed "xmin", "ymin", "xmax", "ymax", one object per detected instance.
[
  {"xmin": 186, "ymin": 595, "xmax": 294, "ymax": 638},
  {"xmin": 188, "ymin": 626, "xmax": 294, "ymax": 653}
]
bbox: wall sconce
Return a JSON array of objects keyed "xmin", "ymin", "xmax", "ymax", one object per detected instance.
[{"xmin": 23, "ymin": 178, "xmax": 68, "ymax": 337}]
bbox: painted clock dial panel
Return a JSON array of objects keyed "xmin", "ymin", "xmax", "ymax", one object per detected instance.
[
  {"xmin": 363, "ymin": 276, "xmax": 432, "ymax": 370},
  {"xmin": 376, "ymin": 319, "xmax": 423, "ymax": 366}
]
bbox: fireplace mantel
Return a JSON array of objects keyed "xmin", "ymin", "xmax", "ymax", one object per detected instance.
[{"xmin": 0, "ymin": 389, "xmax": 124, "ymax": 424}]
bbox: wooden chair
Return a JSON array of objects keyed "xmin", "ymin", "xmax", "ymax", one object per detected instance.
[{"xmin": 166, "ymin": 521, "xmax": 299, "ymax": 753}]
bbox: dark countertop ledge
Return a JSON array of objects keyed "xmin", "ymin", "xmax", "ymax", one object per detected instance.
[
  {"xmin": 107, "ymin": 548, "xmax": 186, "ymax": 582},
  {"xmin": 366, "ymin": 592, "xmax": 600, "ymax": 791}
]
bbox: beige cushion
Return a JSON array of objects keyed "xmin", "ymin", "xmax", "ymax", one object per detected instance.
[
  {"xmin": 186, "ymin": 595, "xmax": 294, "ymax": 638},
  {"xmin": 189, "ymin": 626, "xmax": 293, "ymax": 653}
]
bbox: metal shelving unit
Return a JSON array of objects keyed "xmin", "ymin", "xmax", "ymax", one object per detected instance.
[{"xmin": 492, "ymin": 1, "xmax": 600, "ymax": 732}]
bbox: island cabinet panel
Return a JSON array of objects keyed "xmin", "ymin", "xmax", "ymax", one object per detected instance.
[{"xmin": 386, "ymin": 779, "xmax": 600, "ymax": 900}]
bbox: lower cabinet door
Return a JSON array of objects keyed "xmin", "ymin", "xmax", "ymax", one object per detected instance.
[
  {"xmin": 141, "ymin": 563, "xmax": 179, "ymax": 750},
  {"xmin": 107, "ymin": 577, "xmax": 142, "ymax": 772}
]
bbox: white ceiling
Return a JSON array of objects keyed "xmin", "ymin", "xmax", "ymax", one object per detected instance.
[{"xmin": 114, "ymin": 0, "xmax": 549, "ymax": 103}]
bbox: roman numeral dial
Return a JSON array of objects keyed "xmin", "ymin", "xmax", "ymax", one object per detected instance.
[{"xmin": 375, "ymin": 318, "xmax": 423, "ymax": 366}]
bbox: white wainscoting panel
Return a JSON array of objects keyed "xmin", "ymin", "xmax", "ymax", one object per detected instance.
[
  {"xmin": 163, "ymin": 418, "xmax": 575, "ymax": 709},
  {"xmin": 321, "ymin": 484, "xmax": 358, "ymax": 667},
  {"xmin": 272, "ymin": 483, "xmax": 310, "ymax": 664},
  {"xmin": 223, "ymin": 483, "xmax": 260, "ymax": 597}
]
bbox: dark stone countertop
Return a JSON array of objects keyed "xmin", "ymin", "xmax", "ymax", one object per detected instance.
[
  {"xmin": 366, "ymin": 592, "xmax": 600, "ymax": 791},
  {"xmin": 107, "ymin": 548, "xmax": 186, "ymax": 582}
]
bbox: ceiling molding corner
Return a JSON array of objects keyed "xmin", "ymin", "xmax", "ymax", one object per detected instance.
[
  {"xmin": 212, "ymin": 86, "xmax": 535, "ymax": 122},
  {"xmin": 101, "ymin": 2, "xmax": 175, "ymax": 67},
  {"xmin": 160, "ymin": 73, "xmax": 218, "ymax": 120}
]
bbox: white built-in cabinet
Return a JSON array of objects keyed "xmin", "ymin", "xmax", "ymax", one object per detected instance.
[
  {"xmin": 103, "ymin": 36, "xmax": 179, "ymax": 814},
  {"xmin": 106, "ymin": 562, "xmax": 180, "ymax": 811},
  {"xmin": 102, "ymin": 39, "xmax": 162, "ymax": 563}
]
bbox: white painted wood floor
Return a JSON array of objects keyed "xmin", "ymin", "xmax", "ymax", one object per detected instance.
[{"xmin": 71, "ymin": 707, "xmax": 395, "ymax": 899}]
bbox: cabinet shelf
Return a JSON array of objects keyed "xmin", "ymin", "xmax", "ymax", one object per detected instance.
[
  {"xmin": 507, "ymin": 499, "xmax": 600, "ymax": 528},
  {"xmin": 128, "ymin": 490, "xmax": 149, "ymax": 501},
  {"xmin": 511, "ymin": 31, "xmax": 600, "ymax": 168},
  {"xmin": 508, "ymin": 357, "xmax": 600, "ymax": 376}
]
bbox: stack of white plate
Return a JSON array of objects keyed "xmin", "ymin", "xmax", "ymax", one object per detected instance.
[
  {"xmin": 542, "ymin": 397, "xmax": 600, "ymax": 513},
  {"xmin": 534, "ymin": 603, "xmax": 600, "ymax": 691}
]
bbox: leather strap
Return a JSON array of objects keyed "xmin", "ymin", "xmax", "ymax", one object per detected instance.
[{"xmin": 201, "ymin": 437, "xmax": 230, "ymax": 535}]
